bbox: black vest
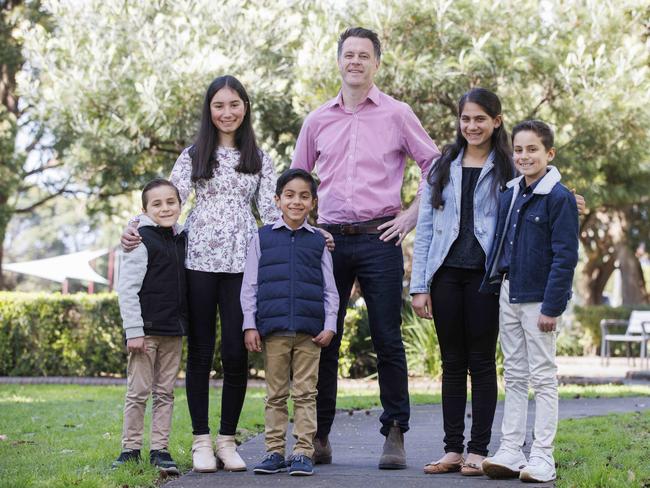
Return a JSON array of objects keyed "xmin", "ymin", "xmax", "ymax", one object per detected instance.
[
  {"xmin": 256, "ymin": 225, "xmax": 325, "ymax": 337},
  {"xmin": 138, "ymin": 226, "xmax": 188, "ymax": 336}
]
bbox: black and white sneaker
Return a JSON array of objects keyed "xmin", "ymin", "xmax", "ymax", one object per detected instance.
[
  {"xmin": 150, "ymin": 449, "xmax": 180, "ymax": 475},
  {"xmin": 112, "ymin": 449, "xmax": 141, "ymax": 469}
]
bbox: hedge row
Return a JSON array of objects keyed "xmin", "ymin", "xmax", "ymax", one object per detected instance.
[
  {"xmin": 8, "ymin": 292, "xmax": 640, "ymax": 377},
  {"xmin": 0, "ymin": 292, "xmax": 126, "ymax": 376},
  {"xmin": 0, "ymin": 292, "xmax": 377, "ymax": 377}
]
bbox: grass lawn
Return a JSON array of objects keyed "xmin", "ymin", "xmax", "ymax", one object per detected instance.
[{"xmin": 0, "ymin": 383, "xmax": 648, "ymax": 487}]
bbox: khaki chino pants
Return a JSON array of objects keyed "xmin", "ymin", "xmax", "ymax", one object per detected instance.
[
  {"xmin": 263, "ymin": 333, "xmax": 321, "ymax": 457},
  {"xmin": 122, "ymin": 335, "xmax": 182, "ymax": 450},
  {"xmin": 498, "ymin": 279, "xmax": 558, "ymax": 457}
]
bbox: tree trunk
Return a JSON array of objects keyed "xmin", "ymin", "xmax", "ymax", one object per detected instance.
[{"xmin": 617, "ymin": 243, "xmax": 649, "ymax": 305}]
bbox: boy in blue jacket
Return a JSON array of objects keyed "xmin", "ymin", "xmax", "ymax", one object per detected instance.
[
  {"xmin": 240, "ymin": 168, "xmax": 339, "ymax": 476},
  {"xmin": 480, "ymin": 121, "xmax": 579, "ymax": 483}
]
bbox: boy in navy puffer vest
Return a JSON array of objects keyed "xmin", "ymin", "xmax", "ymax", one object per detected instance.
[
  {"xmin": 241, "ymin": 169, "xmax": 339, "ymax": 476},
  {"xmin": 113, "ymin": 178, "xmax": 188, "ymax": 475}
]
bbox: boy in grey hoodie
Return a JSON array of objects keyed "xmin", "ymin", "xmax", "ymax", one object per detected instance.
[{"xmin": 113, "ymin": 178, "xmax": 188, "ymax": 474}]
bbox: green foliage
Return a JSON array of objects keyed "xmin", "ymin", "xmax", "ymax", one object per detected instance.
[
  {"xmin": 338, "ymin": 304, "xmax": 375, "ymax": 378},
  {"xmin": 573, "ymin": 304, "xmax": 650, "ymax": 354},
  {"xmin": 0, "ymin": 292, "xmax": 226, "ymax": 377},
  {"xmin": 401, "ymin": 306, "xmax": 441, "ymax": 378},
  {"xmin": 0, "ymin": 292, "xmax": 125, "ymax": 376}
]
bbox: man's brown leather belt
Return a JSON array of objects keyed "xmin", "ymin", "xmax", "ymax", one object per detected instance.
[{"xmin": 319, "ymin": 216, "xmax": 395, "ymax": 235}]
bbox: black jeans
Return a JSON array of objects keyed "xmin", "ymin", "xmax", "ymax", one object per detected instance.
[
  {"xmin": 430, "ymin": 266, "xmax": 499, "ymax": 456},
  {"xmin": 185, "ymin": 270, "xmax": 248, "ymax": 436},
  {"xmin": 316, "ymin": 233, "xmax": 410, "ymax": 438}
]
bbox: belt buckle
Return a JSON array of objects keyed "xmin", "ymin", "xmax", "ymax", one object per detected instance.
[{"xmin": 340, "ymin": 223, "xmax": 356, "ymax": 235}]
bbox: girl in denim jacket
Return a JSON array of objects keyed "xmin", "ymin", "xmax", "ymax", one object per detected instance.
[{"xmin": 410, "ymin": 88, "xmax": 515, "ymax": 476}]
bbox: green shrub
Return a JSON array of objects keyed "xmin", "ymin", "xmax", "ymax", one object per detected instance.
[
  {"xmin": 0, "ymin": 292, "xmax": 125, "ymax": 376},
  {"xmin": 573, "ymin": 304, "xmax": 650, "ymax": 355},
  {"xmin": 0, "ymin": 292, "xmax": 226, "ymax": 377},
  {"xmin": 401, "ymin": 306, "xmax": 441, "ymax": 378},
  {"xmin": 338, "ymin": 304, "xmax": 375, "ymax": 378}
]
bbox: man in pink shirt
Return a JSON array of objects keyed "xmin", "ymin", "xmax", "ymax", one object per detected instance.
[{"xmin": 291, "ymin": 27, "xmax": 441, "ymax": 469}]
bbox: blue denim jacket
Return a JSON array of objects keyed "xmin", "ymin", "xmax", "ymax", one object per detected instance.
[
  {"xmin": 410, "ymin": 149, "xmax": 502, "ymax": 294},
  {"xmin": 480, "ymin": 166, "xmax": 579, "ymax": 317}
]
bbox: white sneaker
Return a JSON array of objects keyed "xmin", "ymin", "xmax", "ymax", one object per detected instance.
[
  {"xmin": 215, "ymin": 434, "xmax": 247, "ymax": 471},
  {"xmin": 192, "ymin": 434, "xmax": 217, "ymax": 472},
  {"xmin": 519, "ymin": 454, "xmax": 556, "ymax": 483},
  {"xmin": 482, "ymin": 448, "xmax": 528, "ymax": 479}
]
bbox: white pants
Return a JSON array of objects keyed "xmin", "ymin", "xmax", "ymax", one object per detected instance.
[{"xmin": 499, "ymin": 279, "xmax": 558, "ymax": 457}]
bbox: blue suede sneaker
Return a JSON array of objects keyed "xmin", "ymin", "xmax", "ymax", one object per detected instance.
[
  {"xmin": 288, "ymin": 454, "xmax": 314, "ymax": 476},
  {"xmin": 253, "ymin": 452, "xmax": 287, "ymax": 474}
]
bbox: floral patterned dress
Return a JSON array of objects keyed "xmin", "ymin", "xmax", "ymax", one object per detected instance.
[{"xmin": 170, "ymin": 146, "xmax": 280, "ymax": 274}]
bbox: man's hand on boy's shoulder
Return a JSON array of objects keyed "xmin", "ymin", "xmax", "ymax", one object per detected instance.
[
  {"xmin": 313, "ymin": 330, "xmax": 335, "ymax": 348},
  {"xmin": 244, "ymin": 329, "xmax": 262, "ymax": 352},
  {"xmin": 127, "ymin": 336, "xmax": 145, "ymax": 353},
  {"xmin": 315, "ymin": 227, "xmax": 335, "ymax": 251},
  {"xmin": 572, "ymin": 189, "xmax": 586, "ymax": 215},
  {"xmin": 537, "ymin": 313, "xmax": 557, "ymax": 332}
]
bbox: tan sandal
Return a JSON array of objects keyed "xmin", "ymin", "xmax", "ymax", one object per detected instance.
[
  {"xmin": 423, "ymin": 458, "xmax": 463, "ymax": 474},
  {"xmin": 460, "ymin": 461, "xmax": 484, "ymax": 476}
]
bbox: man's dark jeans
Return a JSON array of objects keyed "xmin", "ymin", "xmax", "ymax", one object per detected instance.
[{"xmin": 315, "ymin": 233, "xmax": 410, "ymax": 438}]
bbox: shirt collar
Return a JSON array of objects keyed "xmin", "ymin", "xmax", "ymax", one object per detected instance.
[
  {"xmin": 271, "ymin": 217, "xmax": 315, "ymax": 233},
  {"xmin": 328, "ymin": 84, "xmax": 382, "ymax": 109},
  {"xmin": 519, "ymin": 174, "xmax": 543, "ymax": 193}
]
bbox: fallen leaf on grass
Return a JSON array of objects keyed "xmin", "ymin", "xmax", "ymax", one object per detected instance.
[
  {"xmin": 0, "ymin": 435, "xmax": 7, "ymax": 441},
  {"xmin": 629, "ymin": 470, "xmax": 636, "ymax": 482},
  {"xmin": 102, "ymin": 432, "xmax": 111, "ymax": 439}
]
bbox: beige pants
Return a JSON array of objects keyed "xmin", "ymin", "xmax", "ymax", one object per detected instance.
[
  {"xmin": 263, "ymin": 333, "xmax": 321, "ymax": 457},
  {"xmin": 122, "ymin": 335, "xmax": 182, "ymax": 450},
  {"xmin": 499, "ymin": 279, "xmax": 558, "ymax": 457}
]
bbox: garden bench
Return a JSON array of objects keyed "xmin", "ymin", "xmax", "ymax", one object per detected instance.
[{"xmin": 600, "ymin": 311, "xmax": 650, "ymax": 367}]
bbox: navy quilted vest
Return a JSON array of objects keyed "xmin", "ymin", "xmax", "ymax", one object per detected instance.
[{"xmin": 256, "ymin": 224, "xmax": 325, "ymax": 337}]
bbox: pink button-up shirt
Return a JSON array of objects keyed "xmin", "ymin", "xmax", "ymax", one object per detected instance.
[{"xmin": 291, "ymin": 85, "xmax": 440, "ymax": 224}]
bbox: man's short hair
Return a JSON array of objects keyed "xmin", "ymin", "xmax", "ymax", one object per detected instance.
[{"xmin": 337, "ymin": 27, "xmax": 381, "ymax": 60}]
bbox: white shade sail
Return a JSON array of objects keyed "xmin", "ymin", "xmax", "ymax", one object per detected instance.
[{"xmin": 4, "ymin": 249, "xmax": 109, "ymax": 284}]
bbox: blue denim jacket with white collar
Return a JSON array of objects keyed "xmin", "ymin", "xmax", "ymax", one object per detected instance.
[
  {"xmin": 410, "ymin": 149, "xmax": 504, "ymax": 294},
  {"xmin": 480, "ymin": 166, "xmax": 579, "ymax": 316}
]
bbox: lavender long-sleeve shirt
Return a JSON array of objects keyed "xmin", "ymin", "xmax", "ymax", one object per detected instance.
[
  {"xmin": 291, "ymin": 85, "xmax": 440, "ymax": 224},
  {"xmin": 240, "ymin": 218, "xmax": 339, "ymax": 333}
]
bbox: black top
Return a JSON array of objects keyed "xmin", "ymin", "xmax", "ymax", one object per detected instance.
[
  {"xmin": 497, "ymin": 176, "xmax": 542, "ymax": 273},
  {"xmin": 443, "ymin": 167, "xmax": 486, "ymax": 270}
]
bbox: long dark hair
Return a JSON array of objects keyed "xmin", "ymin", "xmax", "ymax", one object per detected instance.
[
  {"xmin": 190, "ymin": 75, "xmax": 262, "ymax": 181},
  {"xmin": 427, "ymin": 88, "xmax": 513, "ymax": 208}
]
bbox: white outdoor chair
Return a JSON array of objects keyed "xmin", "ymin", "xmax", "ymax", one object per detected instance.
[{"xmin": 600, "ymin": 310, "xmax": 650, "ymax": 367}]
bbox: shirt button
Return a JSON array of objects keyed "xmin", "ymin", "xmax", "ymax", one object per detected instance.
[
  {"xmin": 510, "ymin": 241, "xmax": 513, "ymax": 245},
  {"xmin": 517, "ymin": 209, "xmax": 520, "ymax": 213},
  {"xmin": 535, "ymin": 216, "xmax": 540, "ymax": 222},
  {"xmin": 513, "ymin": 224, "xmax": 516, "ymax": 228}
]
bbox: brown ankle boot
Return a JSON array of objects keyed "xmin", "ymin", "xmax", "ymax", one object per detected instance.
[
  {"xmin": 313, "ymin": 435, "xmax": 332, "ymax": 464},
  {"xmin": 378, "ymin": 420, "xmax": 406, "ymax": 469}
]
